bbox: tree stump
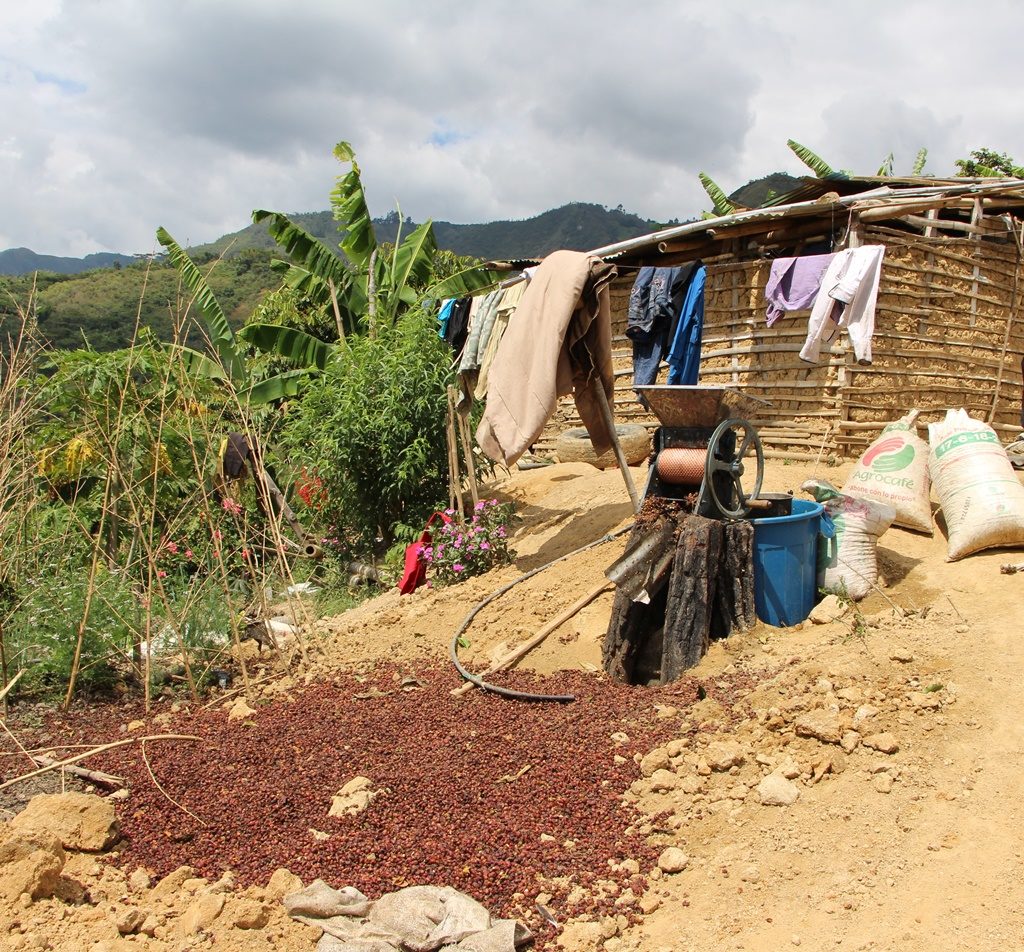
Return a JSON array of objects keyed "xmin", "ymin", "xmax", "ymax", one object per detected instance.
[{"xmin": 603, "ymin": 513, "xmax": 755, "ymax": 685}]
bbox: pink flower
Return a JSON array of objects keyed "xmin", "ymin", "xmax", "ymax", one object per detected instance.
[
  {"xmin": 165, "ymin": 541, "xmax": 179, "ymax": 554},
  {"xmin": 453, "ymin": 564, "xmax": 465, "ymax": 573},
  {"xmin": 221, "ymin": 497, "xmax": 242, "ymax": 515},
  {"xmin": 474, "ymin": 500, "xmax": 486, "ymax": 511},
  {"xmin": 213, "ymin": 529, "xmax": 223, "ymax": 541},
  {"xmin": 241, "ymin": 548, "xmax": 250, "ymax": 560},
  {"xmin": 157, "ymin": 570, "xmax": 167, "ymax": 578},
  {"xmin": 480, "ymin": 541, "xmax": 491, "ymax": 551},
  {"xmin": 185, "ymin": 549, "xmax": 193, "ymax": 559}
]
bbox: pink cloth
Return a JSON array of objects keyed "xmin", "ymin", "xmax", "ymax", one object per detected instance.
[{"xmin": 477, "ymin": 251, "xmax": 617, "ymax": 466}]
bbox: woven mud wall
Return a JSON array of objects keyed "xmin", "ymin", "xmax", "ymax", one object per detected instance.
[{"xmin": 539, "ymin": 227, "xmax": 1023, "ymax": 459}]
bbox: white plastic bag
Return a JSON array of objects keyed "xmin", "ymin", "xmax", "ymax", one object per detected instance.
[
  {"xmin": 842, "ymin": 410, "xmax": 932, "ymax": 534},
  {"xmin": 928, "ymin": 409, "xmax": 1024, "ymax": 561},
  {"xmin": 803, "ymin": 479, "xmax": 895, "ymax": 601}
]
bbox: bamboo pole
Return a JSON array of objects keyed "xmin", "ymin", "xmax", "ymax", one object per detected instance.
[{"xmin": 591, "ymin": 379, "xmax": 640, "ymax": 514}]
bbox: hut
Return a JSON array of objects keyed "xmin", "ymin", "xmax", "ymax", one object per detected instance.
[{"xmin": 537, "ymin": 176, "xmax": 1024, "ymax": 459}]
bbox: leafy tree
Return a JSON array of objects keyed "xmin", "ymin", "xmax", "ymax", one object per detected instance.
[{"xmin": 955, "ymin": 148, "xmax": 1024, "ymax": 178}]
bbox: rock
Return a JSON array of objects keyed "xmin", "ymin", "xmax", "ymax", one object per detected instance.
[
  {"xmin": 836, "ymin": 686, "xmax": 864, "ymax": 704},
  {"xmin": 705, "ymin": 741, "xmax": 745, "ymax": 771},
  {"xmin": 889, "ymin": 648, "xmax": 914, "ymax": 663},
  {"xmin": 809, "ymin": 594, "xmax": 849, "ymax": 624},
  {"xmin": 739, "ymin": 864, "xmax": 761, "ymax": 883},
  {"xmin": 639, "ymin": 748, "xmax": 671, "ymax": 778},
  {"xmin": 227, "ymin": 697, "xmax": 256, "ymax": 721},
  {"xmin": 0, "ymin": 826, "xmax": 65, "ymax": 901},
  {"xmin": 678, "ymin": 775, "xmax": 704, "ymax": 795},
  {"xmin": 228, "ymin": 898, "xmax": 271, "ymax": 929},
  {"xmin": 558, "ymin": 921, "xmax": 604, "ymax": 949},
  {"xmin": 138, "ymin": 915, "xmax": 159, "ymax": 938},
  {"xmin": 776, "ymin": 757, "xmax": 801, "ymax": 780},
  {"xmin": 873, "ymin": 774, "xmax": 894, "ymax": 794},
  {"xmin": 125, "ymin": 719, "xmax": 145, "ymax": 732},
  {"xmin": 265, "ymin": 868, "xmax": 303, "ymax": 901},
  {"xmin": 648, "ymin": 769, "xmax": 678, "ymax": 793},
  {"xmin": 757, "ymin": 774, "xmax": 800, "ymax": 807},
  {"xmin": 840, "ymin": 731, "xmax": 861, "ymax": 753},
  {"xmin": 794, "ymin": 710, "xmax": 843, "ymax": 745},
  {"xmin": 657, "ymin": 847, "xmax": 689, "ymax": 873},
  {"xmin": 178, "ymin": 893, "xmax": 225, "ymax": 935},
  {"xmin": 853, "ymin": 705, "xmax": 880, "ymax": 729},
  {"xmin": 231, "ymin": 639, "xmax": 262, "ymax": 663},
  {"xmin": 908, "ymin": 691, "xmax": 941, "ymax": 710},
  {"xmin": 12, "ymin": 793, "xmax": 119, "ymax": 852},
  {"xmin": 128, "ymin": 868, "xmax": 151, "ymax": 893},
  {"xmin": 150, "ymin": 866, "xmax": 197, "ymax": 902},
  {"xmin": 654, "ymin": 705, "xmax": 678, "ymax": 719},
  {"xmin": 110, "ymin": 904, "xmax": 146, "ymax": 935},
  {"xmin": 328, "ymin": 776, "xmax": 382, "ymax": 817},
  {"xmin": 610, "ymin": 732, "xmax": 630, "ymax": 745},
  {"xmin": 863, "ymin": 733, "xmax": 899, "ymax": 754}
]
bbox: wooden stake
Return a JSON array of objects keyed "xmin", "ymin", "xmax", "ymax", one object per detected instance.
[
  {"xmin": 591, "ymin": 379, "xmax": 640, "ymax": 514},
  {"xmin": 455, "ymin": 406, "xmax": 480, "ymax": 506},
  {"xmin": 452, "ymin": 581, "xmax": 612, "ymax": 697}
]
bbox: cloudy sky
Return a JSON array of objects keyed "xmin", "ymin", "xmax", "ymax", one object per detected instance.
[{"xmin": 3, "ymin": 0, "xmax": 1022, "ymax": 257}]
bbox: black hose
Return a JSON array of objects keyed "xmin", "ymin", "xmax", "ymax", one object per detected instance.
[{"xmin": 449, "ymin": 524, "xmax": 632, "ymax": 702}]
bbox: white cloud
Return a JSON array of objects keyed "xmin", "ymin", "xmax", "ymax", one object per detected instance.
[{"xmin": 2, "ymin": 0, "xmax": 1024, "ymax": 256}]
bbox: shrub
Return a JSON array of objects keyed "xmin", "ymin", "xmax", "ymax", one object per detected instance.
[
  {"xmin": 423, "ymin": 499, "xmax": 516, "ymax": 586},
  {"xmin": 280, "ymin": 312, "xmax": 453, "ymax": 552}
]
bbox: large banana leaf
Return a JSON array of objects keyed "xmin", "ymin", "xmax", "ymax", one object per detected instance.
[
  {"xmin": 252, "ymin": 210, "xmax": 351, "ymax": 288},
  {"xmin": 427, "ymin": 263, "xmax": 500, "ymax": 300},
  {"xmin": 379, "ymin": 221, "xmax": 437, "ymax": 324},
  {"xmin": 165, "ymin": 343, "xmax": 228, "ymax": 382},
  {"xmin": 876, "ymin": 152, "xmax": 895, "ymax": 177},
  {"xmin": 787, "ymin": 139, "xmax": 836, "ymax": 178},
  {"xmin": 331, "ymin": 141, "xmax": 376, "ymax": 268},
  {"xmin": 244, "ymin": 370, "xmax": 309, "ymax": 405},
  {"xmin": 698, "ymin": 172, "xmax": 736, "ymax": 215},
  {"xmin": 238, "ymin": 323, "xmax": 336, "ymax": 370},
  {"xmin": 912, "ymin": 148, "xmax": 929, "ymax": 175},
  {"xmin": 156, "ymin": 228, "xmax": 245, "ymax": 383}
]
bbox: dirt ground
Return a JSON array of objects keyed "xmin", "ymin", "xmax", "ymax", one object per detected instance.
[{"xmin": 4, "ymin": 452, "xmax": 1024, "ymax": 951}]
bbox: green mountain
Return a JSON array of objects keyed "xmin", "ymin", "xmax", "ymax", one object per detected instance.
[
  {"xmin": 194, "ymin": 202, "xmax": 667, "ymax": 262},
  {"xmin": 0, "ymin": 247, "xmax": 136, "ymax": 276}
]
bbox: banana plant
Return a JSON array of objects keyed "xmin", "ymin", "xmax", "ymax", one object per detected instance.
[
  {"xmin": 155, "ymin": 228, "xmax": 307, "ymax": 404},
  {"xmin": 698, "ymin": 172, "xmax": 737, "ymax": 217},
  {"xmin": 787, "ymin": 139, "xmax": 839, "ymax": 178},
  {"xmin": 242, "ymin": 141, "xmax": 497, "ymax": 371}
]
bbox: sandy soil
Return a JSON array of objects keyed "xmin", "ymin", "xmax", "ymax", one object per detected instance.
[{"xmin": 5, "ymin": 452, "xmax": 1024, "ymax": 952}]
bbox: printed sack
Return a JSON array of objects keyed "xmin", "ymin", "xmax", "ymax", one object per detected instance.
[
  {"xmin": 398, "ymin": 511, "xmax": 451, "ymax": 594},
  {"xmin": 803, "ymin": 479, "xmax": 896, "ymax": 601},
  {"xmin": 842, "ymin": 410, "xmax": 932, "ymax": 534},
  {"xmin": 928, "ymin": 409, "xmax": 1024, "ymax": 561}
]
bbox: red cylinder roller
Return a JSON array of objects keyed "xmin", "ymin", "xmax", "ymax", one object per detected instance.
[{"xmin": 656, "ymin": 447, "xmax": 707, "ymax": 485}]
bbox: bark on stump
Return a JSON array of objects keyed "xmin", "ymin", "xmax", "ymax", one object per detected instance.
[{"xmin": 603, "ymin": 514, "xmax": 755, "ymax": 685}]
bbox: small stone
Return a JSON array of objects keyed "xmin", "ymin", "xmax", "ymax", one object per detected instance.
[
  {"xmin": 540, "ymin": 833, "xmax": 557, "ymax": 843},
  {"xmin": 840, "ymin": 731, "xmax": 861, "ymax": 753},
  {"xmin": 111, "ymin": 905, "xmax": 146, "ymax": 935},
  {"xmin": 265, "ymin": 868, "xmax": 303, "ymax": 900},
  {"xmin": 649, "ymin": 769, "xmax": 677, "ymax": 793},
  {"xmin": 889, "ymin": 649, "xmax": 914, "ymax": 663},
  {"xmin": 908, "ymin": 691, "xmax": 941, "ymax": 710},
  {"xmin": 610, "ymin": 732, "xmax": 630, "ymax": 745},
  {"xmin": 230, "ymin": 639, "xmax": 262, "ymax": 663},
  {"xmin": 678, "ymin": 775, "xmax": 704, "ymax": 795},
  {"xmin": 739, "ymin": 864, "xmax": 761, "ymax": 883},
  {"xmin": 230, "ymin": 898, "xmax": 271, "ymax": 929},
  {"xmin": 873, "ymin": 774, "xmax": 894, "ymax": 794},
  {"xmin": 853, "ymin": 705, "xmax": 880, "ymax": 729},
  {"xmin": 178, "ymin": 893, "xmax": 225, "ymax": 936},
  {"xmin": 657, "ymin": 847, "xmax": 689, "ymax": 873},
  {"xmin": 613, "ymin": 755, "xmax": 627, "ymax": 766},
  {"xmin": 794, "ymin": 710, "xmax": 843, "ymax": 745},
  {"xmin": 151, "ymin": 866, "xmax": 197, "ymax": 901},
  {"xmin": 125, "ymin": 720, "xmax": 145, "ymax": 732},
  {"xmin": 705, "ymin": 741, "xmax": 745, "ymax": 771},
  {"xmin": 809, "ymin": 594, "xmax": 848, "ymax": 624},
  {"xmin": 696, "ymin": 758, "xmax": 712, "ymax": 777},
  {"xmin": 639, "ymin": 748, "xmax": 671, "ymax": 778},
  {"xmin": 757, "ymin": 774, "xmax": 800, "ymax": 807},
  {"xmin": 329, "ymin": 776, "xmax": 381, "ymax": 817},
  {"xmin": 138, "ymin": 915, "xmax": 159, "ymax": 938},
  {"xmin": 227, "ymin": 697, "xmax": 256, "ymax": 722},
  {"xmin": 863, "ymin": 733, "xmax": 899, "ymax": 755},
  {"xmin": 128, "ymin": 868, "xmax": 152, "ymax": 892},
  {"xmin": 655, "ymin": 705, "xmax": 678, "ymax": 719},
  {"xmin": 776, "ymin": 757, "xmax": 801, "ymax": 780}
]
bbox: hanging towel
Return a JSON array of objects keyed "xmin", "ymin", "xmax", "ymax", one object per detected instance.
[
  {"xmin": 474, "ymin": 280, "xmax": 528, "ymax": 401},
  {"xmin": 437, "ymin": 298, "xmax": 456, "ymax": 338},
  {"xmin": 630, "ymin": 263, "xmax": 701, "ymax": 394},
  {"xmin": 800, "ymin": 245, "xmax": 885, "ymax": 365},
  {"xmin": 665, "ymin": 265, "xmax": 707, "ymax": 386},
  {"xmin": 477, "ymin": 251, "xmax": 616, "ymax": 466},
  {"xmin": 764, "ymin": 253, "xmax": 836, "ymax": 327}
]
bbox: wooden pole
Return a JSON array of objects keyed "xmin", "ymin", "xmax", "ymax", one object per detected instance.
[
  {"xmin": 452, "ymin": 581, "xmax": 612, "ymax": 697},
  {"xmin": 455, "ymin": 407, "xmax": 480, "ymax": 506},
  {"xmin": 592, "ymin": 379, "xmax": 640, "ymax": 514}
]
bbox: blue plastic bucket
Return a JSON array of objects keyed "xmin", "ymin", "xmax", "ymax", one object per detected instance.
[{"xmin": 751, "ymin": 498, "xmax": 826, "ymax": 628}]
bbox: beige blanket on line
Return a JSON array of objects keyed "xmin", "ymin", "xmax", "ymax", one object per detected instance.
[{"xmin": 476, "ymin": 250, "xmax": 617, "ymax": 466}]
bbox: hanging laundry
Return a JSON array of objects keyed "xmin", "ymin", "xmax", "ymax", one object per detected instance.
[
  {"xmin": 458, "ymin": 289, "xmax": 503, "ymax": 374},
  {"xmin": 477, "ymin": 251, "xmax": 616, "ymax": 466},
  {"xmin": 764, "ymin": 253, "xmax": 836, "ymax": 327},
  {"xmin": 436, "ymin": 298, "xmax": 456, "ymax": 339},
  {"xmin": 442, "ymin": 298, "xmax": 472, "ymax": 357},
  {"xmin": 474, "ymin": 278, "xmax": 528, "ymax": 401},
  {"xmin": 665, "ymin": 265, "xmax": 707, "ymax": 386},
  {"xmin": 629, "ymin": 263, "xmax": 701, "ymax": 392},
  {"xmin": 799, "ymin": 245, "xmax": 885, "ymax": 366}
]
